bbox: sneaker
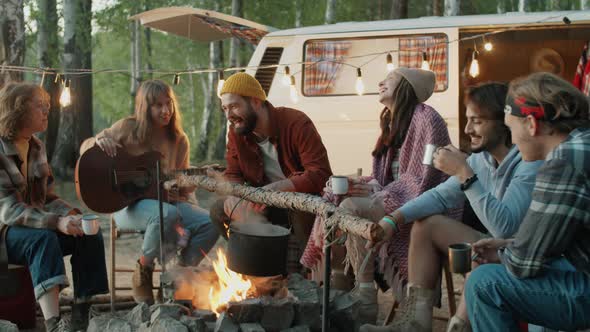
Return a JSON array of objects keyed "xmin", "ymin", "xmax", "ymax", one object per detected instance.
[
  {"xmin": 132, "ymin": 260, "xmax": 154, "ymax": 304},
  {"xmin": 44, "ymin": 316, "xmax": 71, "ymax": 332}
]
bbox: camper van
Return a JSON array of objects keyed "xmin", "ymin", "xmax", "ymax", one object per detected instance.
[{"xmin": 134, "ymin": 9, "xmax": 590, "ymax": 174}]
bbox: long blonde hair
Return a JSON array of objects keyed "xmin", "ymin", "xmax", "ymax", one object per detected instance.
[
  {"xmin": 133, "ymin": 80, "xmax": 184, "ymax": 143},
  {"xmin": 0, "ymin": 82, "xmax": 49, "ymax": 140},
  {"xmin": 508, "ymin": 72, "xmax": 590, "ymax": 133}
]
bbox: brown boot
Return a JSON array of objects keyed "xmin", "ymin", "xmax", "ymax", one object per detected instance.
[
  {"xmin": 132, "ymin": 260, "xmax": 154, "ymax": 304},
  {"xmin": 359, "ymin": 285, "xmax": 434, "ymax": 332},
  {"xmin": 350, "ymin": 283, "xmax": 378, "ymax": 325},
  {"xmin": 446, "ymin": 316, "xmax": 471, "ymax": 332}
]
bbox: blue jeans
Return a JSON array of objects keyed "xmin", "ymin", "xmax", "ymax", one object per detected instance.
[
  {"xmin": 465, "ymin": 261, "xmax": 590, "ymax": 332},
  {"xmin": 6, "ymin": 226, "xmax": 109, "ymax": 300},
  {"xmin": 114, "ymin": 199, "xmax": 218, "ymax": 266}
]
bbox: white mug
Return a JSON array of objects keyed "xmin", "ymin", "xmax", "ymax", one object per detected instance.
[
  {"xmin": 326, "ymin": 176, "xmax": 349, "ymax": 195},
  {"xmin": 422, "ymin": 144, "xmax": 438, "ymax": 165},
  {"xmin": 82, "ymin": 214, "xmax": 100, "ymax": 235}
]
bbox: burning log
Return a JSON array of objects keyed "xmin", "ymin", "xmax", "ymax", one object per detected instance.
[{"xmin": 166, "ymin": 175, "xmax": 384, "ymax": 243}]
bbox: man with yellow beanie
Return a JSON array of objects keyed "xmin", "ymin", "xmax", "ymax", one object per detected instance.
[{"xmin": 209, "ymin": 72, "xmax": 332, "ymax": 271}]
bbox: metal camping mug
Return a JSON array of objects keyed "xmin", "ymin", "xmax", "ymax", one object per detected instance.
[
  {"xmin": 422, "ymin": 144, "xmax": 437, "ymax": 165},
  {"xmin": 448, "ymin": 243, "xmax": 472, "ymax": 274},
  {"xmin": 326, "ymin": 176, "xmax": 349, "ymax": 195}
]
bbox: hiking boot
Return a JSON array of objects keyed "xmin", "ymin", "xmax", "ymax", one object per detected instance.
[
  {"xmin": 359, "ymin": 285, "xmax": 434, "ymax": 332},
  {"xmin": 45, "ymin": 316, "xmax": 71, "ymax": 332},
  {"xmin": 70, "ymin": 302, "xmax": 91, "ymax": 331},
  {"xmin": 446, "ymin": 316, "xmax": 471, "ymax": 332},
  {"xmin": 350, "ymin": 283, "xmax": 378, "ymax": 325},
  {"xmin": 132, "ymin": 260, "xmax": 154, "ymax": 304}
]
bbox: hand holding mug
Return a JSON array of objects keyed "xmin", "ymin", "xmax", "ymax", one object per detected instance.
[{"xmin": 57, "ymin": 215, "xmax": 84, "ymax": 237}]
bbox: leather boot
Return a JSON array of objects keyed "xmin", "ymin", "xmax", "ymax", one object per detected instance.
[
  {"xmin": 350, "ymin": 283, "xmax": 378, "ymax": 325},
  {"xmin": 132, "ymin": 260, "xmax": 154, "ymax": 304},
  {"xmin": 45, "ymin": 316, "xmax": 71, "ymax": 332},
  {"xmin": 359, "ymin": 285, "xmax": 435, "ymax": 332},
  {"xmin": 70, "ymin": 302, "xmax": 91, "ymax": 331},
  {"xmin": 446, "ymin": 316, "xmax": 471, "ymax": 332}
]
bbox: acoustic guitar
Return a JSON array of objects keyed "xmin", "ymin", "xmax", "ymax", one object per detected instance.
[{"xmin": 74, "ymin": 145, "xmax": 224, "ymax": 213}]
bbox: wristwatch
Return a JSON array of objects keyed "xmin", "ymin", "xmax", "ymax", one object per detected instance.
[{"xmin": 460, "ymin": 174, "xmax": 478, "ymax": 191}]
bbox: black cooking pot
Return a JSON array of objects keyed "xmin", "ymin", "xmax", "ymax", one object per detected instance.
[{"xmin": 227, "ymin": 223, "xmax": 291, "ymax": 277}]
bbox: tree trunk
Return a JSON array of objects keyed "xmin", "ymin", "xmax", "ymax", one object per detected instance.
[
  {"xmin": 52, "ymin": 0, "xmax": 93, "ymax": 179},
  {"xmin": 582, "ymin": 0, "xmax": 590, "ymax": 10},
  {"xmin": 518, "ymin": 0, "xmax": 527, "ymax": 12},
  {"xmin": 294, "ymin": 0, "xmax": 303, "ymax": 27},
  {"xmin": 186, "ymin": 59, "xmax": 197, "ymax": 139},
  {"xmin": 433, "ymin": 0, "xmax": 442, "ymax": 16},
  {"xmin": 325, "ymin": 0, "xmax": 336, "ymax": 24},
  {"xmin": 130, "ymin": 20, "xmax": 141, "ymax": 114},
  {"xmin": 0, "ymin": 0, "xmax": 25, "ymax": 85},
  {"xmin": 444, "ymin": 0, "xmax": 460, "ymax": 15},
  {"xmin": 550, "ymin": 0, "xmax": 560, "ymax": 10},
  {"xmin": 144, "ymin": 0, "xmax": 153, "ymax": 80},
  {"xmin": 36, "ymin": 0, "xmax": 60, "ymax": 161},
  {"xmin": 168, "ymin": 175, "xmax": 385, "ymax": 242},
  {"xmin": 496, "ymin": 0, "xmax": 505, "ymax": 13},
  {"xmin": 390, "ymin": 0, "xmax": 408, "ymax": 19}
]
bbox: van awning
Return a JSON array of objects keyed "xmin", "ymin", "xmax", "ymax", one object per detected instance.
[{"xmin": 130, "ymin": 7, "xmax": 275, "ymax": 45}]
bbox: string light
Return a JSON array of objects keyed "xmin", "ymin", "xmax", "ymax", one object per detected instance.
[
  {"xmin": 217, "ymin": 71, "xmax": 225, "ymax": 98},
  {"xmin": 59, "ymin": 79, "xmax": 71, "ymax": 107},
  {"xmin": 483, "ymin": 36, "xmax": 493, "ymax": 51},
  {"xmin": 469, "ymin": 50, "xmax": 480, "ymax": 78},
  {"xmin": 355, "ymin": 68, "xmax": 365, "ymax": 96},
  {"xmin": 289, "ymin": 75, "xmax": 298, "ymax": 103},
  {"xmin": 173, "ymin": 73, "xmax": 181, "ymax": 85},
  {"xmin": 386, "ymin": 53, "xmax": 394, "ymax": 72},
  {"xmin": 421, "ymin": 52, "xmax": 430, "ymax": 71},
  {"xmin": 282, "ymin": 66, "xmax": 291, "ymax": 86}
]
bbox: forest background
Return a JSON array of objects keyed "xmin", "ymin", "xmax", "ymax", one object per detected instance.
[{"xmin": 0, "ymin": 0, "xmax": 588, "ymax": 179}]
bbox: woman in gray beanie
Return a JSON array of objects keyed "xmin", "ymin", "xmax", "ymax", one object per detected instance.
[{"xmin": 301, "ymin": 67, "xmax": 453, "ymax": 326}]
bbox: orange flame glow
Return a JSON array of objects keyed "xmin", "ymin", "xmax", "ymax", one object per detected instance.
[{"xmin": 208, "ymin": 248, "xmax": 252, "ymax": 315}]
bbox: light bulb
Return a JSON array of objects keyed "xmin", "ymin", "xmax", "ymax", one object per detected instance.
[
  {"xmin": 421, "ymin": 52, "xmax": 430, "ymax": 71},
  {"xmin": 173, "ymin": 74, "xmax": 180, "ymax": 85},
  {"xmin": 386, "ymin": 53, "xmax": 394, "ymax": 72},
  {"xmin": 59, "ymin": 81, "xmax": 71, "ymax": 107},
  {"xmin": 282, "ymin": 66, "xmax": 291, "ymax": 86},
  {"xmin": 355, "ymin": 68, "xmax": 364, "ymax": 96},
  {"xmin": 216, "ymin": 71, "xmax": 225, "ymax": 98},
  {"xmin": 469, "ymin": 51, "xmax": 479, "ymax": 78},
  {"xmin": 484, "ymin": 41, "xmax": 493, "ymax": 51},
  {"xmin": 289, "ymin": 75, "xmax": 298, "ymax": 103}
]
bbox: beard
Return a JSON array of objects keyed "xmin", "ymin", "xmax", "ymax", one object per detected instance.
[{"xmin": 234, "ymin": 103, "xmax": 258, "ymax": 136}]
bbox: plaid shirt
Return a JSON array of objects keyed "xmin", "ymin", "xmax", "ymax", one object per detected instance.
[
  {"xmin": 499, "ymin": 128, "xmax": 590, "ymax": 278},
  {"xmin": 0, "ymin": 136, "xmax": 76, "ymax": 232}
]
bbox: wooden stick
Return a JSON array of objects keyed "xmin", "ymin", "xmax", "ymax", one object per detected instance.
[{"xmin": 166, "ymin": 175, "xmax": 384, "ymax": 242}]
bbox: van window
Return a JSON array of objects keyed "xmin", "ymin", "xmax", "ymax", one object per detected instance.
[{"xmin": 303, "ymin": 34, "xmax": 448, "ymax": 96}]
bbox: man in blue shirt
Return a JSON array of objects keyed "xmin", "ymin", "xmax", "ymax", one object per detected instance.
[
  {"xmin": 466, "ymin": 73, "xmax": 590, "ymax": 332},
  {"xmin": 361, "ymin": 82, "xmax": 542, "ymax": 332}
]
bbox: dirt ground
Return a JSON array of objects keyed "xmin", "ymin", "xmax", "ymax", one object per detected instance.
[{"xmin": 17, "ymin": 182, "xmax": 461, "ymax": 331}]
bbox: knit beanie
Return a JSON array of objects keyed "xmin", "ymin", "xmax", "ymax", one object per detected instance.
[
  {"xmin": 394, "ymin": 68, "xmax": 436, "ymax": 103},
  {"xmin": 220, "ymin": 72, "xmax": 267, "ymax": 101}
]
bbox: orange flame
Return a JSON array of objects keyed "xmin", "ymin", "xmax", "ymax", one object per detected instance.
[{"xmin": 208, "ymin": 248, "xmax": 252, "ymax": 315}]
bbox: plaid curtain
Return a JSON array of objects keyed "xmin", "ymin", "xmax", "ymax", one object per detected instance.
[
  {"xmin": 399, "ymin": 36, "xmax": 448, "ymax": 91},
  {"xmin": 304, "ymin": 41, "xmax": 352, "ymax": 95}
]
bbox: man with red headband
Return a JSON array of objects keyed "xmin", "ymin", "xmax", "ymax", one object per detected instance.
[{"xmin": 465, "ymin": 72, "xmax": 590, "ymax": 332}]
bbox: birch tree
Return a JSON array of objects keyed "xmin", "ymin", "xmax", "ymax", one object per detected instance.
[
  {"xmin": 518, "ymin": 0, "xmax": 527, "ymax": 12},
  {"xmin": 295, "ymin": 0, "xmax": 303, "ymax": 27},
  {"xmin": 52, "ymin": 0, "xmax": 93, "ymax": 178},
  {"xmin": 130, "ymin": 2, "xmax": 142, "ymax": 114},
  {"xmin": 0, "ymin": 0, "xmax": 25, "ymax": 85},
  {"xmin": 444, "ymin": 0, "xmax": 460, "ymax": 16},
  {"xmin": 582, "ymin": 0, "xmax": 590, "ymax": 10},
  {"xmin": 36, "ymin": 0, "xmax": 60, "ymax": 160},
  {"xmin": 325, "ymin": 0, "xmax": 336, "ymax": 24}
]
